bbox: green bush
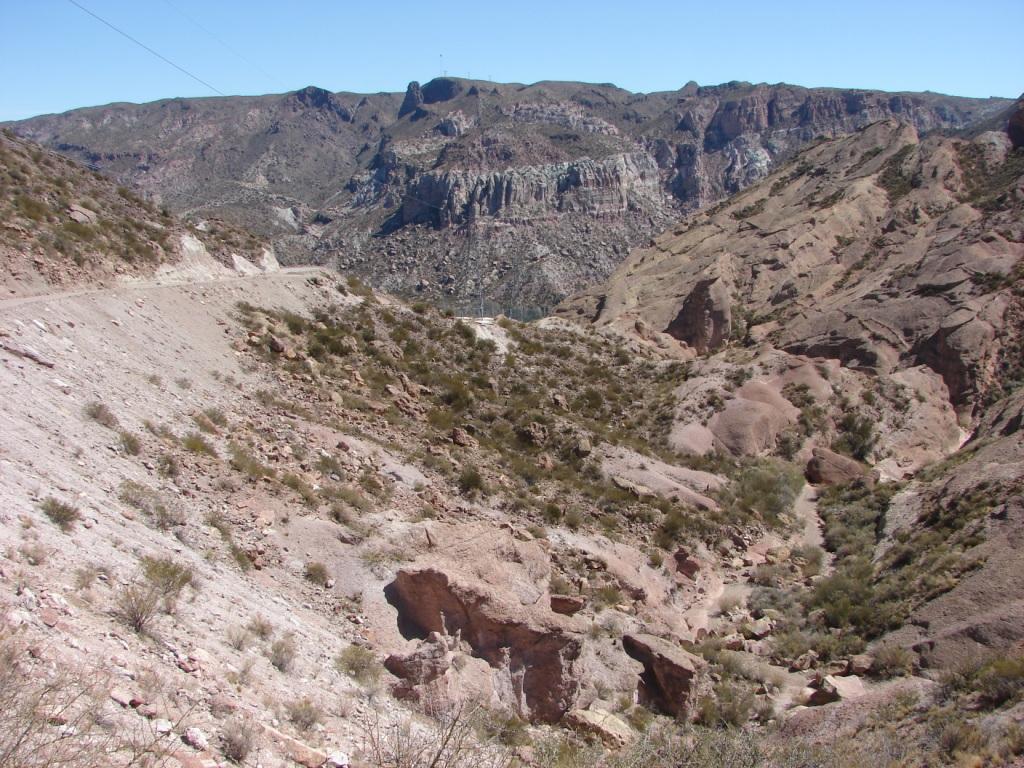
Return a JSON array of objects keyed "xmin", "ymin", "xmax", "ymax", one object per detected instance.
[
  {"xmin": 832, "ymin": 412, "xmax": 876, "ymax": 460},
  {"xmin": 140, "ymin": 556, "xmax": 195, "ymax": 613},
  {"xmin": 696, "ymin": 681, "xmax": 755, "ymax": 728},
  {"xmin": 726, "ymin": 460, "xmax": 804, "ymax": 527},
  {"xmin": 457, "ymin": 465, "xmax": 486, "ymax": 496},
  {"xmin": 976, "ymin": 655, "xmax": 1024, "ymax": 707}
]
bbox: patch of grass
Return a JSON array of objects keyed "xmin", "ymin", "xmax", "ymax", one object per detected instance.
[
  {"xmin": 206, "ymin": 512, "xmax": 251, "ymax": 571},
  {"xmin": 731, "ymin": 198, "xmax": 766, "ymax": 220},
  {"xmin": 592, "ymin": 584, "xmax": 623, "ymax": 610},
  {"xmin": 119, "ymin": 481, "xmax": 184, "ymax": 528},
  {"xmin": 281, "ymin": 473, "xmax": 318, "ymax": 506},
  {"xmin": 457, "ymin": 465, "xmax": 487, "ymax": 496},
  {"xmin": 871, "ymin": 644, "xmax": 915, "ymax": 679},
  {"xmin": 877, "ymin": 144, "xmax": 915, "ymax": 202},
  {"xmin": 229, "ymin": 443, "xmax": 275, "ymax": 479}
]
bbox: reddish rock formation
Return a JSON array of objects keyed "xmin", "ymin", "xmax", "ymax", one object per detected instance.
[
  {"xmin": 806, "ymin": 447, "xmax": 870, "ymax": 486},
  {"xmin": 386, "ymin": 568, "xmax": 583, "ymax": 722},
  {"xmin": 622, "ymin": 633, "xmax": 706, "ymax": 718}
]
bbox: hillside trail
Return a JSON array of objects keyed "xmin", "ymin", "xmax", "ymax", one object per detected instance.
[
  {"xmin": 685, "ymin": 482, "xmax": 830, "ymax": 711},
  {"xmin": 0, "ymin": 264, "xmax": 324, "ymax": 312}
]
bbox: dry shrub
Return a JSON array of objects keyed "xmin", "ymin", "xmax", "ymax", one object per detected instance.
[
  {"xmin": 113, "ymin": 582, "xmax": 161, "ymax": 633},
  {"xmin": 39, "ymin": 497, "xmax": 81, "ymax": 532},
  {"xmin": 247, "ymin": 615, "xmax": 274, "ymax": 640},
  {"xmin": 84, "ymin": 400, "xmax": 119, "ymax": 428},
  {"xmin": 286, "ymin": 696, "xmax": 322, "ymax": 731},
  {"xmin": 269, "ymin": 633, "xmax": 296, "ymax": 672},
  {"xmin": 0, "ymin": 620, "xmax": 186, "ymax": 767},
  {"xmin": 305, "ymin": 561, "xmax": 330, "ymax": 586},
  {"xmin": 221, "ymin": 714, "xmax": 260, "ymax": 763},
  {"xmin": 360, "ymin": 700, "xmax": 513, "ymax": 768}
]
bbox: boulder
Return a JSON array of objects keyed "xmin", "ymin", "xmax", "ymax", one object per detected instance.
[
  {"xmin": 519, "ymin": 422, "xmax": 548, "ymax": 446},
  {"xmin": 673, "ymin": 549, "xmax": 701, "ymax": 580},
  {"xmin": 611, "ymin": 475, "xmax": 654, "ymax": 498},
  {"xmin": 182, "ymin": 727, "xmax": 209, "ymax": 750},
  {"xmin": 565, "ymin": 707, "xmax": 634, "ymax": 747},
  {"xmin": 789, "ymin": 650, "xmax": 819, "ymax": 671},
  {"xmin": 450, "ymin": 427, "xmax": 476, "ymax": 447},
  {"xmin": 67, "ymin": 204, "xmax": 98, "ymax": 224},
  {"xmin": 384, "ymin": 632, "xmax": 452, "ymax": 697},
  {"xmin": 550, "ymin": 595, "xmax": 585, "ymax": 616},
  {"xmin": 622, "ymin": 633, "xmax": 706, "ymax": 718},
  {"xmin": 806, "ymin": 674, "xmax": 866, "ymax": 706},
  {"xmin": 846, "ymin": 654, "xmax": 874, "ymax": 676},
  {"xmin": 806, "ymin": 447, "xmax": 869, "ymax": 486},
  {"xmin": 742, "ymin": 617, "xmax": 774, "ymax": 640}
]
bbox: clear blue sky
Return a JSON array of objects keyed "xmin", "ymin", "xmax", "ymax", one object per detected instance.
[{"xmin": 1, "ymin": 0, "xmax": 1020, "ymax": 121}]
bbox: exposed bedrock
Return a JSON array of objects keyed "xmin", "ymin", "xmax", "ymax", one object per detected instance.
[{"xmin": 385, "ymin": 567, "xmax": 583, "ymax": 722}]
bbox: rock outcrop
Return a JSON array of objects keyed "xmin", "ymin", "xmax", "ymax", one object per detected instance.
[
  {"xmin": 385, "ymin": 567, "xmax": 583, "ymax": 722},
  {"xmin": 621, "ymin": 633, "xmax": 706, "ymax": 718},
  {"xmin": 663, "ymin": 277, "xmax": 732, "ymax": 354}
]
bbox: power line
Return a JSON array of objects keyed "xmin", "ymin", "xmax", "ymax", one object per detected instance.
[
  {"xmin": 66, "ymin": 0, "xmax": 226, "ymax": 97},
  {"xmin": 159, "ymin": 0, "xmax": 288, "ymax": 91}
]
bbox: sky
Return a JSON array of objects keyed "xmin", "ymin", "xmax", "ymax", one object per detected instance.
[{"xmin": 1, "ymin": 0, "xmax": 1021, "ymax": 121}]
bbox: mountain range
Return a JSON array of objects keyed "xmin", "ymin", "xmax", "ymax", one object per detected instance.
[{"xmin": 7, "ymin": 78, "xmax": 1010, "ymax": 313}]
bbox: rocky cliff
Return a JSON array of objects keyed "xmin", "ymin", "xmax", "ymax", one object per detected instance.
[{"xmin": 7, "ymin": 79, "xmax": 1009, "ymax": 309}]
